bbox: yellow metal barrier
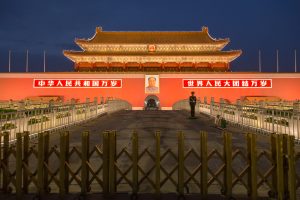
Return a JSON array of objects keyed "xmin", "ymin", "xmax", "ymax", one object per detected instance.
[{"xmin": 0, "ymin": 130, "xmax": 299, "ymax": 199}]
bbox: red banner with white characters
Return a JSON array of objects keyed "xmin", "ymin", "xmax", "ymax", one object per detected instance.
[
  {"xmin": 183, "ymin": 79, "xmax": 272, "ymax": 88},
  {"xmin": 33, "ymin": 79, "xmax": 122, "ymax": 88}
]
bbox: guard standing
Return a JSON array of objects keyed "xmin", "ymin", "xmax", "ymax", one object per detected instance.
[{"xmin": 189, "ymin": 91, "xmax": 197, "ymax": 118}]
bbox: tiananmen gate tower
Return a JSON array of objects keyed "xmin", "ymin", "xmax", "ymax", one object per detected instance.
[{"xmin": 63, "ymin": 27, "xmax": 242, "ymax": 72}]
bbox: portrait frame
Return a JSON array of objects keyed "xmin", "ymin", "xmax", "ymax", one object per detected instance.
[{"xmin": 145, "ymin": 74, "xmax": 160, "ymax": 94}]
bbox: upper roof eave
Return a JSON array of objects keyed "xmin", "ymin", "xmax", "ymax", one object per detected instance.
[
  {"xmin": 63, "ymin": 50, "xmax": 242, "ymax": 57},
  {"xmin": 75, "ymin": 39, "xmax": 229, "ymax": 45}
]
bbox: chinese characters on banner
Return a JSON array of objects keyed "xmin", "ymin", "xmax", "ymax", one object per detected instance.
[
  {"xmin": 33, "ymin": 79, "xmax": 122, "ymax": 88},
  {"xmin": 183, "ymin": 79, "xmax": 272, "ymax": 88}
]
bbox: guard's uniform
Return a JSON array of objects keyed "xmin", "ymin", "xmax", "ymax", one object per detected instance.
[{"xmin": 189, "ymin": 95, "xmax": 197, "ymax": 117}]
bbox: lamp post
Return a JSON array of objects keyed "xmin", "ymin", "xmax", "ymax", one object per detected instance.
[
  {"xmin": 43, "ymin": 50, "xmax": 46, "ymax": 72},
  {"xmin": 26, "ymin": 50, "xmax": 29, "ymax": 72},
  {"xmin": 276, "ymin": 49, "xmax": 279, "ymax": 73},
  {"xmin": 8, "ymin": 50, "xmax": 11, "ymax": 72},
  {"xmin": 258, "ymin": 49, "xmax": 261, "ymax": 72},
  {"xmin": 295, "ymin": 49, "xmax": 297, "ymax": 73}
]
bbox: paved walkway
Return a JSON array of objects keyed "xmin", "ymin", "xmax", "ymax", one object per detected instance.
[{"xmin": 45, "ymin": 110, "xmax": 293, "ymax": 151}]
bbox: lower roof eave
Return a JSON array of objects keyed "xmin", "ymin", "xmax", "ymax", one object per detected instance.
[{"xmin": 64, "ymin": 54, "xmax": 241, "ymax": 64}]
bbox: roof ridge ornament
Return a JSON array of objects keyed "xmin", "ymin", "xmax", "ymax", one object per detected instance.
[
  {"xmin": 96, "ymin": 26, "xmax": 102, "ymax": 33},
  {"xmin": 202, "ymin": 26, "xmax": 208, "ymax": 33}
]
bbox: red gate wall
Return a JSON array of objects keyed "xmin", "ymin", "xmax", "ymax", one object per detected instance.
[{"xmin": 1, "ymin": 73, "xmax": 299, "ymax": 109}]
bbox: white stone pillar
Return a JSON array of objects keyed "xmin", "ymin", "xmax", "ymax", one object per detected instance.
[
  {"xmin": 86, "ymin": 98, "xmax": 90, "ymax": 120},
  {"xmin": 293, "ymin": 101, "xmax": 300, "ymax": 114},
  {"xmin": 258, "ymin": 101, "xmax": 265, "ymax": 132},
  {"xmin": 196, "ymin": 97, "xmax": 201, "ymax": 113},
  {"xmin": 220, "ymin": 98, "xmax": 224, "ymax": 118},
  {"xmin": 210, "ymin": 97, "xmax": 214, "ymax": 116},
  {"xmin": 293, "ymin": 101, "xmax": 300, "ymax": 138},
  {"xmin": 9, "ymin": 99, "xmax": 14, "ymax": 109},
  {"xmin": 236, "ymin": 100, "xmax": 241, "ymax": 126},
  {"xmin": 70, "ymin": 98, "xmax": 75, "ymax": 124},
  {"xmin": 19, "ymin": 101, "xmax": 25, "ymax": 110},
  {"xmin": 94, "ymin": 97, "xmax": 98, "ymax": 116},
  {"xmin": 272, "ymin": 109, "xmax": 275, "ymax": 133}
]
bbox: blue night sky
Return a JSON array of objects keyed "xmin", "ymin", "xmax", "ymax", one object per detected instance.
[{"xmin": 0, "ymin": 0, "xmax": 299, "ymax": 72}]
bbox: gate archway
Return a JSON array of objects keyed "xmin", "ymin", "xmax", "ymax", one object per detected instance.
[{"xmin": 144, "ymin": 95, "xmax": 160, "ymax": 110}]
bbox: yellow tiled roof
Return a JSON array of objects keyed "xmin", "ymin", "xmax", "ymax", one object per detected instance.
[{"xmin": 76, "ymin": 27, "xmax": 229, "ymax": 45}]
